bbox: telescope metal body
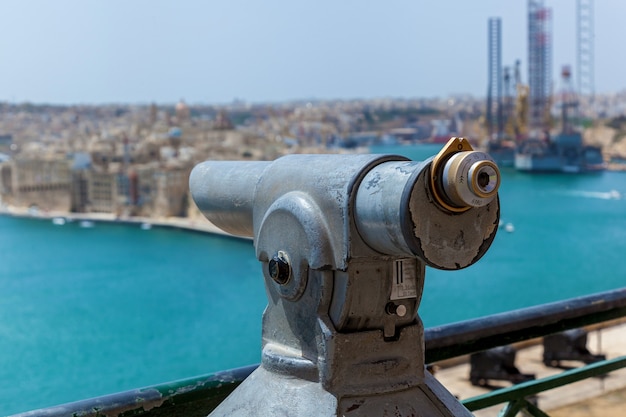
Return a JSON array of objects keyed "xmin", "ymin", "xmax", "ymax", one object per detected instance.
[{"xmin": 189, "ymin": 138, "xmax": 500, "ymax": 416}]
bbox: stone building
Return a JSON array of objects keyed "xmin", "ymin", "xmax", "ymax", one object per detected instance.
[
  {"xmin": 152, "ymin": 167, "xmax": 191, "ymax": 218},
  {"xmin": 70, "ymin": 171, "xmax": 89, "ymax": 213},
  {"xmin": 134, "ymin": 164, "xmax": 157, "ymax": 216},
  {"xmin": 1, "ymin": 156, "xmax": 72, "ymax": 211},
  {"xmin": 86, "ymin": 170, "xmax": 117, "ymax": 214}
]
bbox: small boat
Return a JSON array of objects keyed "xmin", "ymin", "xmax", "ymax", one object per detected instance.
[
  {"xmin": 140, "ymin": 223, "xmax": 152, "ymax": 230},
  {"xmin": 504, "ymin": 223, "xmax": 515, "ymax": 233},
  {"xmin": 52, "ymin": 217, "xmax": 66, "ymax": 226},
  {"xmin": 609, "ymin": 190, "xmax": 621, "ymax": 200},
  {"xmin": 79, "ymin": 220, "xmax": 95, "ymax": 228}
]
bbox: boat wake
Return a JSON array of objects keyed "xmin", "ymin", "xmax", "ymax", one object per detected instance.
[{"xmin": 560, "ymin": 189, "xmax": 622, "ymax": 200}]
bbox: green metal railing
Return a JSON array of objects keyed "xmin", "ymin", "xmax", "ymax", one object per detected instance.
[
  {"xmin": 13, "ymin": 365, "xmax": 256, "ymax": 417},
  {"xmin": 11, "ymin": 287, "xmax": 626, "ymax": 417},
  {"xmin": 462, "ymin": 356, "xmax": 626, "ymax": 416}
]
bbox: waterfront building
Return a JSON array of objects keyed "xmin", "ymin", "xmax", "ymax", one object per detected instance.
[
  {"xmin": 86, "ymin": 170, "xmax": 117, "ymax": 214},
  {"xmin": 70, "ymin": 171, "xmax": 89, "ymax": 213},
  {"xmin": 0, "ymin": 163, "xmax": 11, "ymax": 196},
  {"xmin": 133, "ymin": 164, "xmax": 157, "ymax": 216},
  {"xmin": 1, "ymin": 156, "xmax": 72, "ymax": 212},
  {"xmin": 153, "ymin": 167, "xmax": 192, "ymax": 218}
]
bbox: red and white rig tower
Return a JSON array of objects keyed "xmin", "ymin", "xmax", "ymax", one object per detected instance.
[{"xmin": 527, "ymin": 0, "xmax": 552, "ymax": 132}]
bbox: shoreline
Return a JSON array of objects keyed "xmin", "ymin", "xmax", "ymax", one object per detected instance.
[{"xmin": 0, "ymin": 205, "xmax": 251, "ymax": 242}]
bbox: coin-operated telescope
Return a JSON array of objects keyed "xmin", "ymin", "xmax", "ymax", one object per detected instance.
[{"xmin": 190, "ymin": 138, "xmax": 500, "ymax": 416}]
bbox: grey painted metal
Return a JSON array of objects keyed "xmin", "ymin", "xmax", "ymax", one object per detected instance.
[
  {"xmin": 189, "ymin": 161, "xmax": 269, "ymax": 237},
  {"xmin": 354, "ymin": 159, "xmax": 428, "ymax": 256},
  {"xmin": 189, "ymin": 151, "xmax": 500, "ymax": 416}
]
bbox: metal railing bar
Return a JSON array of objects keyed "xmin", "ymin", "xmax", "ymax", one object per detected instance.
[
  {"xmin": 524, "ymin": 400, "xmax": 551, "ymax": 417},
  {"xmin": 462, "ymin": 355, "xmax": 626, "ymax": 411},
  {"xmin": 11, "ymin": 365, "xmax": 257, "ymax": 417},
  {"xmin": 425, "ymin": 287, "xmax": 626, "ymax": 363},
  {"xmin": 11, "ymin": 288, "xmax": 626, "ymax": 417},
  {"xmin": 498, "ymin": 399, "xmax": 525, "ymax": 417}
]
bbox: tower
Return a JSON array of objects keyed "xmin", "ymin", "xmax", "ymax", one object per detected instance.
[
  {"xmin": 577, "ymin": 0, "xmax": 594, "ymax": 104},
  {"xmin": 175, "ymin": 99, "xmax": 190, "ymax": 122},
  {"xmin": 559, "ymin": 65, "xmax": 578, "ymax": 133},
  {"xmin": 502, "ymin": 66, "xmax": 514, "ymax": 137},
  {"xmin": 528, "ymin": 0, "xmax": 552, "ymax": 132},
  {"xmin": 487, "ymin": 17, "xmax": 502, "ymax": 139}
]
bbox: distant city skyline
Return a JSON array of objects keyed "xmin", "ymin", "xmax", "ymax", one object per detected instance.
[{"xmin": 1, "ymin": 0, "xmax": 626, "ymax": 105}]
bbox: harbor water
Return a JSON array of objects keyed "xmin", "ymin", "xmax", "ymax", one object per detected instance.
[{"xmin": 2, "ymin": 143, "xmax": 626, "ymax": 414}]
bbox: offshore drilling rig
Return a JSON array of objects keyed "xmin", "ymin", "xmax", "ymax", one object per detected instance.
[{"xmin": 487, "ymin": 0, "xmax": 603, "ymax": 173}]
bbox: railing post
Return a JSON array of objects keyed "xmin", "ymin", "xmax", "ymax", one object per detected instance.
[{"xmin": 190, "ymin": 138, "xmax": 501, "ymax": 416}]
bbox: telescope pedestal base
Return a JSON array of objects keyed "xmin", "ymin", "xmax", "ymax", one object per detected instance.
[{"xmin": 208, "ymin": 365, "xmax": 473, "ymax": 417}]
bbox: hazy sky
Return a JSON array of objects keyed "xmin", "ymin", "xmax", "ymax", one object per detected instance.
[{"xmin": 1, "ymin": 0, "xmax": 624, "ymax": 105}]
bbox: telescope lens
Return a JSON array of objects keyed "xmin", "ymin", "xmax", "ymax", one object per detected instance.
[
  {"xmin": 477, "ymin": 171, "xmax": 490, "ymax": 188},
  {"xmin": 470, "ymin": 162, "xmax": 499, "ymax": 197}
]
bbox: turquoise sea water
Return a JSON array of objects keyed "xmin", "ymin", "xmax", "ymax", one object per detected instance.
[
  {"xmin": 0, "ymin": 219, "xmax": 263, "ymax": 414},
  {"xmin": 2, "ymin": 143, "xmax": 626, "ymax": 414}
]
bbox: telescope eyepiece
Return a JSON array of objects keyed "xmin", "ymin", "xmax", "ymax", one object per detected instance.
[
  {"xmin": 431, "ymin": 138, "xmax": 501, "ymax": 213},
  {"xmin": 471, "ymin": 160, "xmax": 499, "ymax": 196}
]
